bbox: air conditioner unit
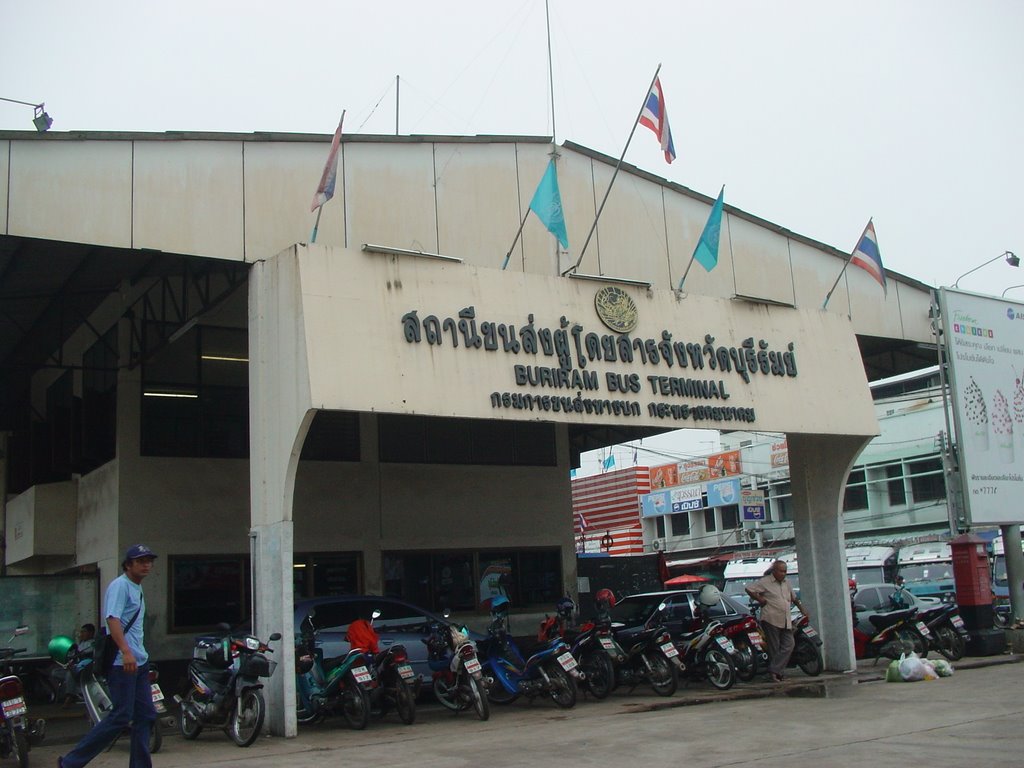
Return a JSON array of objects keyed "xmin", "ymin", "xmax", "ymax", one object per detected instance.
[
  {"xmin": 652, "ymin": 538, "xmax": 664, "ymax": 551},
  {"xmin": 741, "ymin": 529, "xmax": 758, "ymax": 542}
]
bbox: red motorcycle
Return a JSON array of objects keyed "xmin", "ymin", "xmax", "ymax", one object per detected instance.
[{"xmin": 1, "ymin": 627, "xmax": 46, "ymax": 768}]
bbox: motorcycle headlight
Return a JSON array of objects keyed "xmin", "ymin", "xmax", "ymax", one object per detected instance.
[{"xmin": 245, "ymin": 636, "xmax": 260, "ymax": 651}]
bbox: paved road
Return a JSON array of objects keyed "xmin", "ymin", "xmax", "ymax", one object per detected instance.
[{"xmin": 30, "ymin": 658, "xmax": 1023, "ymax": 768}]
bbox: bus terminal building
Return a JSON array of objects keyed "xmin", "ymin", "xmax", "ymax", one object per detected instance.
[{"xmin": 0, "ymin": 129, "xmax": 935, "ymax": 734}]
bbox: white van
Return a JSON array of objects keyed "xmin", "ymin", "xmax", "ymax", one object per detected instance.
[
  {"xmin": 897, "ymin": 541, "xmax": 954, "ymax": 599},
  {"xmin": 722, "ymin": 554, "xmax": 799, "ymax": 603}
]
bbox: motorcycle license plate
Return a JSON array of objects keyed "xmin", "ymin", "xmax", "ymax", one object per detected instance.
[
  {"xmin": 557, "ymin": 652, "xmax": 578, "ymax": 672},
  {"xmin": 803, "ymin": 627, "xmax": 818, "ymax": 638},
  {"xmin": 599, "ymin": 636, "xmax": 616, "ymax": 651},
  {"xmin": 915, "ymin": 622, "xmax": 931, "ymax": 637},
  {"xmin": 352, "ymin": 665, "xmax": 373, "ymax": 684},
  {"xmin": 717, "ymin": 637, "xmax": 736, "ymax": 653},
  {"xmin": 397, "ymin": 664, "xmax": 415, "ymax": 680},
  {"xmin": 749, "ymin": 632, "xmax": 764, "ymax": 647},
  {"xmin": 660, "ymin": 641, "xmax": 679, "ymax": 658},
  {"xmin": 150, "ymin": 684, "xmax": 165, "ymax": 702},
  {"xmin": 951, "ymin": 615, "xmax": 964, "ymax": 629},
  {"xmin": 464, "ymin": 657, "xmax": 482, "ymax": 675},
  {"xmin": 1, "ymin": 696, "xmax": 26, "ymax": 717}
]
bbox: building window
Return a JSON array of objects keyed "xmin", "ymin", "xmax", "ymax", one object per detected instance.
[
  {"xmin": 379, "ymin": 414, "xmax": 556, "ymax": 466},
  {"xmin": 670, "ymin": 512, "xmax": 690, "ymax": 536},
  {"xmin": 885, "ymin": 463, "xmax": 907, "ymax": 506},
  {"xmin": 141, "ymin": 325, "xmax": 248, "ymax": 458},
  {"xmin": 720, "ymin": 505, "xmax": 739, "ymax": 530},
  {"xmin": 293, "ymin": 553, "xmax": 362, "ymax": 599},
  {"xmin": 843, "ymin": 469, "xmax": 868, "ymax": 511},
  {"xmin": 704, "ymin": 508, "xmax": 717, "ymax": 532},
  {"xmin": 907, "ymin": 457, "xmax": 944, "ymax": 502},
  {"xmin": 655, "ymin": 517, "xmax": 666, "ymax": 538},
  {"xmin": 382, "ymin": 549, "xmax": 561, "ymax": 612},
  {"xmin": 770, "ymin": 481, "xmax": 792, "ymax": 522},
  {"xmin": 169, "ymin": 555, "xmax": 249, "ymax": 632},
  {"xmin": 300, "ymin": 411, "xmax": 361, "ymax": 461}
]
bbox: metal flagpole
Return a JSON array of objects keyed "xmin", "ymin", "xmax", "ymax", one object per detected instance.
[
  {"xmin": 823, "ymin": 217, "xmax": 871, "ymax": 309},
  {"xmin": 395, "ymin": 75, "xmax": 400, "ymax": 135},
  {"xmin": 565, "ymin": 64, "xmax": 662, "ymax": 276},
  {"xmin": 677, "ymin": 185, "xmax": 724, "ymax": 292}
]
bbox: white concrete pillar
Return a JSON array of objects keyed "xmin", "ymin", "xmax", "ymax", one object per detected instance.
[
  {"xmin": 788, "ymin": 433, "xmax": 870, "ymax": 672},
  {"xmin": 249, "ymin": 248, "xmax": 314, "ymax": 738}
]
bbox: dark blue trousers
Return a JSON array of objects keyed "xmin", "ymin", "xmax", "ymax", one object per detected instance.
[{"xmin": 61, "ymin": 664, "xmax": 156, "ymax": 768}]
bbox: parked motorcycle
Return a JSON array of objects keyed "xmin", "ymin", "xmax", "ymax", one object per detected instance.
[
  {"xmin": 345, "ymin": 615, "xmax": 416, "ymax": 725},
  {"xmin": 1, "ymin": 627, "xmax": 46, "ymax": 768},
  {"xmin": 608, "ymin": 599, "xmax": 684, "ymax": 697},
  {"xmin": 711, "ymin": 611, "xmax": 766, "ymax": 683},
  {"xmin": 675, "ymin": 616, "xmax": 736, "ymax": 690},
  {"xmin": 0, "ymin": 628, "xmax": 55, "ymax": 707},
  {"xmin": 293, "ymin": 614, "xmax": 373, "ymax": 730},
  {"xmin": 916, "ymin": 603, "xmax": 969, "ymax": 661},
  {"xmin": 786, "ymin": 613, "xmax": 824, "ymax": 676},
  {"xmin": 423, "ymin": 612, "xmax": 490, "ymax": 721},
  {"xmin": 479, "ymin": 596, "xmax": 581, "ymax": 708},
  {"xmin": 175, "ymin": 625, "xmax": 280, "ymax": 747},
  {"xmin": 851, "ymin": 601, "xmax": 930, "ymax": 662},
  {"xmin": 47, "ymin": 635, "xmax": 166, "ymax": 753},
  {"xmin": 537, "ymin": 597, "xmax": 618, "ymax": 700}
]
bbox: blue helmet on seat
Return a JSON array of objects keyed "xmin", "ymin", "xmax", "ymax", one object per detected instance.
[{"xmin": 490, "ymin": 595, "xmax": 510, "ymax": 616}]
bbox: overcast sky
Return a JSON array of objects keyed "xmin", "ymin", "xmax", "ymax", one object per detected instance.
[{"xmin": 3, "ymin": 1, "xmax": 1021, "ymax": 474}]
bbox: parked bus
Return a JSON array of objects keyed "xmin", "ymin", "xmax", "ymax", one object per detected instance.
[
  {"xmin": 897, "ymin": 541, "xmax": 954, "ymax": 599},
  {"xmin": 990, "ymin": 531, "xmax": 1024, "ymax": 601},
  {"xmin": 845, "ymin": 546, "xmax": 898, "ymax": 585}
]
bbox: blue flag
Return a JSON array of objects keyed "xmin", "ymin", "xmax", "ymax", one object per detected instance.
[
  {"xmin": 692, "ymin": 186, "xmax": 724, "ymax": 275},
  {"xmin": 603, "ymin": 453, "xmax": 616, "ymax": 471},
  {"xmin": 529, "ymin": 159, "xmax": 569, "ymax": 250}
]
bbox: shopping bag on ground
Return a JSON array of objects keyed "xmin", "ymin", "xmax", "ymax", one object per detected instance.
[
  {"xmin": 898, "ymin": 652, "xmax": 927, "ymax": 682},
  {"xmin": 932, "ymin": 658, "xmax": 954, "ymax": 677},
  {"xmin": 885, "ymin": 658, "xmax": 902, "ymax": 682}
]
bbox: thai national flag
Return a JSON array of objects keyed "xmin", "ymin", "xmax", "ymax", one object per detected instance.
[
  {"xmin": 310, "ymin": 114, "xmax": 345, "ymax": 212},
  {"xmin": 850, "ymin": 219, "xmax": 886, "ymax": 291},
  {"xmin": 577, "ymin": 512, "xmax": 589, "ymax": 530},
  {"xmin": 639, "ymin": 77, "xmax": 676, "ymax": 164}
]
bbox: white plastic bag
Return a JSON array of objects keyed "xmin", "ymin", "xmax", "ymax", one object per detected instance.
[
  {"xmin": 920, "ymin": 659, "xmax": 938, "ymax": 681},
  {"xmin": 932, "ymin": 658, "xmax": 954, "ymax": 677},
  {"xmin": 898, "ymin": 652, "xmax": 927, "ymax": 682}
]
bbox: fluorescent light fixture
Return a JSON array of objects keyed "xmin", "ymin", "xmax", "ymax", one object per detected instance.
[
  {"xmin": 143, "ymin": 391, "xmax": 199, "ymax": 399},
  {"xmin": 567, "ymin": 272, "xmax": 652, "ymax": 289},
  {"xmin": 200, "ymin": 354, "xmax": 249, "ymax": 362},
  {"xmin": 361, "ymin": 243, "xmax": 463, "ymax": 264},
  {"xmin": 293, "ymin": 563, "xmax": 307, "ymax": 569}
]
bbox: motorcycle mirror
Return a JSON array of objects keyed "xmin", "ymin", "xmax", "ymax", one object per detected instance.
[
  {"xmin": 13, "ymin": 626, "xmax": 29, "ymax": 636},
  {"xmin": 269, "ymin": 632, "xmax": 282, "ymax": 641},
  {"xmin": 371, "ymin": 609, "xmax": 382, "ymax": 621},
  {"xmin": 853, "ymin": 603, "xmax": 867, "ymax": 612},
  {"xmin": 442, "ymin": 609, "xmax": 451, "ymax": 619}
]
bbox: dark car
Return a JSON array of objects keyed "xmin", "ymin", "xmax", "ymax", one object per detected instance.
[
  {"xmin": 608, "ymin": 589, "xmax": 751, "ymax": 643},
  {"xmin": 850, "ymin": 583, "xmax": 940, "ymax": 638},
  {"xmin": 293, "ymin": 595, "xmax": 484, "ymax": 684}
]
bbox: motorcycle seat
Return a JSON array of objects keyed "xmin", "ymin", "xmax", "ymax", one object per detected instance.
[{"xmin": 868, "ymin": 609, "xmax": 915, "ymax": 631}]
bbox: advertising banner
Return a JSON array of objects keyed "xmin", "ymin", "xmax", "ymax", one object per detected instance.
[
  {"xmin": 677, "ymin": 459, "xmax": 711, "ymax": 485},
  {"xmin": 740, "ymin": 489, "xmax": 766, "ymax": 521},
  {"xmin": 640, "ymin": 489, "xmax": 672, "ymax": 518},
  {"xmin": 671, "ymin": 485, "xmax": 703, "ymax": 513},
  {"xmin": 649, "ymin": 463, "xmax": 679, "ymax": 489},
  {"xmin": 940, "ymin": 288, "xmax": 1024, "ymax": 525},
  {"xmin": 707, "ymin": 477, "xmax": 741, "ymax": 507},
  {"xmin": 708, "ymin": 450, "xmax": 741, "ymax": 478}
]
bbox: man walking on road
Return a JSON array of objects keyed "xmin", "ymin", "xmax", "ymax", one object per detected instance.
[
  {"xmin": 59, "ymin": 545, "xmax": 158, "ymax": 768},
  {"xmin": 746, "ymin": 559, "xmax": 808, "ymax": 682}
]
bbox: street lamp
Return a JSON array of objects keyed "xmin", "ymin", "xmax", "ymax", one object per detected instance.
[
  {"xmin": 952, "ymin": 251, "xmax": 1019, "ymax": 288},
  {"xmin": 600, "ymin": 531, "xmax": 614, "ymax": 552},
  {"xmin": 1002, "ymin": 284, "xmax": 1024, "ymax": 298},
  {"xmin": 0, "ymin": 96, "xmax": 53, "ymax": 131}
]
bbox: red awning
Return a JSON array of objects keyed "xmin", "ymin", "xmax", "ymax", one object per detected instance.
[{"xmin": 663, "ymin": 573, "xmax": 709, "ymax": 586}]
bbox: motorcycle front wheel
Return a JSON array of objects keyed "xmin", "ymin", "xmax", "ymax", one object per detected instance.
[
  {"xmin": 393, "ymin": 678, "xmax": 416, "ymax": 725},
  {"xmin": 579, "ymin": 650, "xmax": 614, "ymax": 700},
  {"xmin": 465, "ymin": 673, "xmax": 490, "ymax": 721},
  {"xmin": 936, "ymin": 625, "xmax": 965, "ymax": 661},
  {"xmin": 793, "ymin": 638, "xmax": 823, "ymax": 676},
  {"xmin": 484, "ymin": 663, "xmax": 520, "ymax": 705},
  {"xmin": 545, "ymin": 662, "xmax": 577, "ymax": 709},
  {"xmin": 341, "ymin": 681, "xmax": 370, "ymax": 731},
  {"xmin": 644, "ymin": 650, "xmax": 678, "ymax": 697},
  {"xmin": 228, "ymin": 689, "xmax": 265, "ymax": 747},
  {"xmin": 178, "ymin": 693, "xmax": 203, "ymax": 740},
  {"xmin": 703, "ymin": 647, "xmax": 736, "ymax": 690},
  {"xmin": 433, "ymin": 674, "xmax": 464, "ymax": 712}
]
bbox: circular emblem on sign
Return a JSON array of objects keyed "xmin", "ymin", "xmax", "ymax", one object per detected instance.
[{"xmin": 594, "ymin": 286, "xmax": 638, "ymax": 333}]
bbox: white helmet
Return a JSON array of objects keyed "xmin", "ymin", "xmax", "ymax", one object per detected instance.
[{"xmin": 697, "ymin": 584, "xmax": 721, "ymax": 607}]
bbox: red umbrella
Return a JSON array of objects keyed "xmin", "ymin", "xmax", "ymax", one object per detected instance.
[{"xmin": 663, "ymin": 573, "xmax": 709, "ymax": 586}]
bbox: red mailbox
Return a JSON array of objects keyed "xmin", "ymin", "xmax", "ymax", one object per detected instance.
[{"xmin": 951, "ymin": 533, "xmax": 995, "ymax": 637}]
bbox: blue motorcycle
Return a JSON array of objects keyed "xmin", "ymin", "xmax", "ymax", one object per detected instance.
[{"xmin": 479, "ymin": 596, "xmax": 581, "ymax": 708}]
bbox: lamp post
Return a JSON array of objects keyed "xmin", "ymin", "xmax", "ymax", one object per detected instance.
[
  {"xmin": 952, "ymin": 251, "xmax": 1019, "ymax": 288},
  {"xmin": 1002, "ymin": 284, "xmax": 1024, "ymax": 298},
  {"xmin": 601, "ymin": 531, "xmax": 614, "ymax": 552},
  {"xmin": 0, "ymin": 97, "xmax": 52, "ymax": 131}
]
